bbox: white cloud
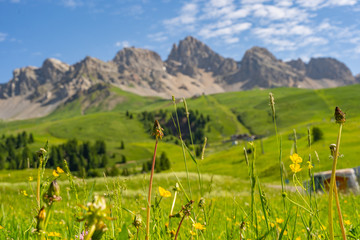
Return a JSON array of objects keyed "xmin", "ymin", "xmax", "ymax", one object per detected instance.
[
  {"xmin": 61, "ymin": 0, "xmax": 82, "ymax": 8},
  {"xmin": 355, "ymin": 45, "xmax": 360, "ymax": 53},
  {"xmin": 147, "ymin": 32, "xmax": 168, "ymax": 42},
  {"xmin": 224, "ymin": 36, "xmax": 240, "ymax": 43},
  {"xmin": 164, "ymin": 2, "xmax": 198, "ymax": 28},
  {"xmin": 199, "ymin": 22, "xmax": 251, "ymax": 39},
  {"xmin": 253, "ymin": 23, "xmax": 313, "ymax": 38},
  {"xmin": 0, "ymin": 32, "xmax": 7, "ymax": 42},
  {"xmin": 275, "ymin": 0, "xmax": 293, "ymax": 7},
  {"xmin": 297, "ymin": 0, "xmax": 357, "ymax": 9},
  {"xmin": 326, "ymin": 0, "xmax": 357, "ymax": 6},
  {"xmin": 115, "ymin": 41, "xmax": 130, "ymax": 48},
  {"xmin": 296, "ymin": 0, "xmax": 326, "ymax": 9},
  {"xmin": 252, "ymin": 4, "xmax": 309, "ymax": 21}
]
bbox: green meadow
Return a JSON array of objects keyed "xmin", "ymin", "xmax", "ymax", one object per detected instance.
[{"xmin": 1, "ymin": 84, "xmax": 360, "ymax": 239}]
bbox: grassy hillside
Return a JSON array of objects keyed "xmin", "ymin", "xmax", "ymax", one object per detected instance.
[{"xmin": 1, "ymin": 84, "xmax": 360, "ymax": 182}]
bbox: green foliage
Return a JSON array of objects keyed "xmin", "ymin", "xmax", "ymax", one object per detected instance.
[{"xmin": 312, "ymin": 126, "xmax": 324, "ymax": 142}]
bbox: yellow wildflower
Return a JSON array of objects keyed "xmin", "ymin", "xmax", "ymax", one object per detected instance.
[
  {"xmin": 344, "ymin": 200, "xmax": 348, "ymax": 203},
  {"xmin": 193, "ymin": 222, "xmax": 206, "ymax": 230},
  {"xmin": 283, "ymin": 230, "xmax": 288, "ymax": 235},
  {"xmin": 276, "ymin": 218, "xmax": 284, "ymax": 224},
  {"xmin": 307, "ymin": 161, "xmax": 313, "ymax": 169},
  {"xmin": 56, "ymin": 167, "xmax": 64, "ymax": 173},
  {"xmin": 29, "ymin": 176, "xmax": 33, "ymax": 181},
  {"xmin": 290, "ymin": 163, "xmax": 302, "ymax": 173},
  {"xmin": 53, "ymin": 170, "xmax": 59, "ymax": 177},
  {"xmin": 190, "ymin": 230, "xmax": 196, "ymax": 236},
  {"xmin": 296, "ymin": 237, "xmax": 301, "ymax": 240},
  {"xmin": 290, "ymin": 153, "xmax": 302, "ymax": 164},
  {"xmin": 158, "ymin": 187, "xmax": 171, "ymax": 198},
  {"xmin": 270, "ymin": 222, "xmax": 275, "ymax": 228},
  {"xmin": 48, "ymin": 232, "xmax": 61, "ymax": 237},
  {"xmin": 227, "ymin": 217, "xmax": 232, "ymax": 222},
  {"xmin": 344, "ymin": 220, "xmax": 351, "ymax": 225},
  {"xmin": 21, "ymin": 190, "xmax": 28, "ymax": 196},
  {"xmin": 0, "ymin": 225, "xmax": 4, "ymax": 229},
  {"xmin": 320, "ymin": 225, "xmax": 326, "ymax": 231}
]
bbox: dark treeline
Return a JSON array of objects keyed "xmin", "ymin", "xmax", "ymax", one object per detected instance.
[
  {"xmin": 49, "ymin": 139, "xmax": 108, "ymax": 174},
  {"xmin": 137, "ymin": 108, "xmax": 210, "ymax": 144},
  {"xmin": 0, "ymin": 131, "xmax": 35, "ymax": 170},
  {"xmin": 141, "ymin": 152, "xmax": 171, "ymax": 173}
]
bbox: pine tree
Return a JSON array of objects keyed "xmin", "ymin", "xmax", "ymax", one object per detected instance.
[
  {"xmin": 100, "ymin": 155, "xmax": 108, "ymax": 168},
  {"xmin": 0, "ymin": 155, "xmax": 5, "ymax": 170}
]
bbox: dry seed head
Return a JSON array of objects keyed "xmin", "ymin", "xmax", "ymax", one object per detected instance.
[
  {"xmin": 269, "ymin": 92, "xmax": 275, "ymax": 116},
  {"xmin": 152, "ymin": 120, "xmax": 164, "ymax": 140},
  {"xmin": 329, "ymin": 144, "xmax": 337, "ymax": 156},
  {"xmin": 201, "ymin": 137, "xmax": 207, "ymax": 161},
  {"xmin": 182, "ymin": 97, "xmax": 189, "ymax": 117},
  {"xmin": 43, "ymin": 180, "xmax": 62, "ymax": 205},
  {"xmin": 334, "ymin": 106, "xmax": 346, "ymax": 124},
  {"xmin": 133, "ymin": 214, "xmax": 142, "ymax": 228},
  {"xmin": 173, "ymin": 182, "xmax": 181, "ymax": 192},
  {"xmin": 37, "ymin": 148, "xmax": 47, "ymax": 158}
]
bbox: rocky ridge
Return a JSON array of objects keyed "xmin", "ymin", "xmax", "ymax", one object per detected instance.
[{"xmin": 0, "ymin": 36, "xmax": 358, "ymax": 120}]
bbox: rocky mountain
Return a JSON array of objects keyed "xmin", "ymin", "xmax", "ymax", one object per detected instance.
[
  {"xmin": 166, "ymin": 36, "xmax": 238, "ymax": 78},
  {"xmin": 0, "ymin": 36, "xmax": 358, "ymax": 120},
  {"xmin": 224, "ymin": 47, "xmax": 306, "ymax": 90},
  {"xmin": 356, "ymin": 74, "xmax": 360, "ymax": 82}
]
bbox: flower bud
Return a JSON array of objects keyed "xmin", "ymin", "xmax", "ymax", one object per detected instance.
[
  {"xmin": 173, "ymin": 183, "xmax": 181, "ymax": 192},
  {"xmin": 334, "ymin": 106, "xmax": 346, "ymax": 124},
  {"xmin": 43, "ymin": 180, "xmax": 62, "ymax": 205},
  {"xmin": 198, "ymin": 197, "xmax": 205, "ymax": 208},
  {"xmin": 37, "ymin": 148, "xmax": 47, "ymax": 158},
  {"xmin": 152, "ymin": 120, "xmax": 164, "ymax": 140},
  {"xmin": 35, "ymin": 207, "xmax": 46, "ymax": 233},
  {"xmin": 133, "ymin": 214, "xmax": 142, "ymax": 228}
]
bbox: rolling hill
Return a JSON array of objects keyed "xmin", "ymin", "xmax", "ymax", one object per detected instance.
[{"xmin": 1, "ymin": 84, "xmax": 360, "ymax": 182}]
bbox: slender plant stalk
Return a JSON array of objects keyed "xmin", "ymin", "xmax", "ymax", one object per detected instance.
[
  {"xmin": 293, "ymin": 129, "xmax": 297, "ymax": 154},
  {"xmin": 269, "ymin": 93, "xmax": 286, "ymax": 211},
  {"xmin": 172, "ymin": 96, "xmax": 192, "ymax": 199},
  {"xmin": 145, "ymin": 120, "xmax": 163, "ymax": 240},
  {"xmin": 85, "ymin": 224, "xmax": 96, "ymax": 240},
  {"xmin": 36, "ymin": 164, "xmax": 41, "ymax": 209},
  {"xmin": 174, "ymin": 214, "xmax": 186, "ymax": 240},
  {"xmin": 146, "ymin": 138, "xmax": 159, "ymax": 240},
  {"xmin": 328, "ymin": 122, "xmax": 344, "ymax": 240},
  {"xmin": 183, "ymin": 97, "xmax": 203, "ymax": 196},
  {"xmin": 334, "ymin": 185, "xmax": 347, "ymax": 240}
]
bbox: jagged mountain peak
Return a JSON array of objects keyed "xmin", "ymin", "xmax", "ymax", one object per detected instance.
[
  {"xmin": 306, "ymin": 57, "xmax": 355, "ymax": 82},
  {"xmin": 356, "ymin": 73, "xmax": 360, "ymax": 82},
  {"xmin": 0, "ymin": 35, "xmax": 359, "ymax": 120},
  {"xmin": 286, "ymin": 58, "xmax": 306, "ymax": 73},
  {"xmin": 242, "ymin": 46, "xmax": 277, "ymax": 62},
  {"xmin": 166, "ymin": 36, "xmax": 237, "ymax": 77}
]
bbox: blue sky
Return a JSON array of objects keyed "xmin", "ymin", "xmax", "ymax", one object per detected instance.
[{"xmin": 0, "ymin": 0, "xmax": 360, "ymax": 83}]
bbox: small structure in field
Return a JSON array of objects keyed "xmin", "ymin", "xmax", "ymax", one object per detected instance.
[{"xmin": 309, "ymin": 168, "xmax": 360, "ymax": 193}]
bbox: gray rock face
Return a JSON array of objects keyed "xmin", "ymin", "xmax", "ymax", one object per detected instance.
[
  {"xmin": 356, "ymin": 74, "xmax": 360, "ymax": 82},
  {"xmin": 286, "ymin": 58, "xmax": 306, "ymax": 73},
  {"xmin": 226, "ymin": 47, "xmax": 305, "ymax": 89},
  {"xmin": 0, "ymin": 36, "xmax": 358, "ymax": 120},
  {"xmin": 306, "ymin": 57, "xmax": 355, "ymax": 83},
  {"xmin": 166, "ymin": 36, "xmax": 238, "ymax": 77}
]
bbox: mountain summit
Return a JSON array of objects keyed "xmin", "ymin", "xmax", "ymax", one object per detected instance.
[{"xmin": 0, "ymin": 36, "xmax": 357, "ymax": 120}]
